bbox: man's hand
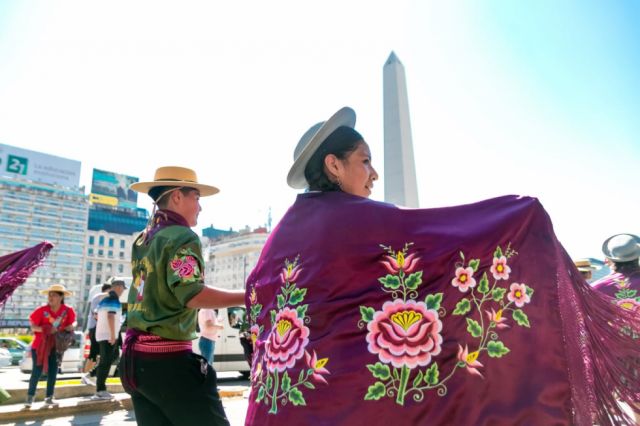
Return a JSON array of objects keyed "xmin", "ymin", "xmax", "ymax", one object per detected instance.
[{"xmin": 108, "ymin": 336, "xmax": 116, "ymax": 345}]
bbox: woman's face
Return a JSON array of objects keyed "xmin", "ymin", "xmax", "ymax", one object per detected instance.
[
  {"xmin": 48, "ymin": 291, "xmax": 63, "ymax": 306},
  {"xmin": 328, "ymin": 142, "xmax": 379, "ymax": 198}
]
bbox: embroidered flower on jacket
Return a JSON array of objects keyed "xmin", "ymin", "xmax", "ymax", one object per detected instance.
[
  {"xmin": 366, "ymin": 299, "xmax": 443, "ymax": 369},
  {"xmin": 507, "ymin": 283, "xmax": 530, "ymax": 307},
  {"xmin": 490, "ymin": 256, "xmax": 511, "ymax": 280},
  {"xmin": 457, "ymin": 344, "xmax": 484, "ymax": 378},
  {"xmin": 280, "ymin": 264, "xmax": 301, "ymax": 284},
  {"xmin": 485, "ymin": 308, "xmax": 509, "ymax": 329},
  {"xmin": 170, "ymin": 253, "xmax": 199, "ymax": 280},
  {"xmin": 264, "ymin": 308, "xmax": 310, "ymax": 372},
  {"xmin": 304, "ymin": 350, "xmax": 330, "ymax": 385},
  {"xmin": 616, "ymin": 298, "xmax": 640, "ymax": 313},
  {"xmin": 451, "ymin": 266, "xmax": 476, "ymax": 292},
  {"xmin": 381, "ymin": 251, "xmax": 419, "ymax": 275}
]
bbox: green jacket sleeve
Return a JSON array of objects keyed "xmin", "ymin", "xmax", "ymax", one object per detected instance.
[{"xmin": 165, "ymin": 235, "xmax": 205, "ymax": 306}]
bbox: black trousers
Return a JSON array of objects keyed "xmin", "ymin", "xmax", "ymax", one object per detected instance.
[
  {"xmin": 120, "ymin": 351, "xmax": 229, "ymax": 426},
  {"xmin": 96, "ymin": 341, "xmax": 118, "ymax": 392}
]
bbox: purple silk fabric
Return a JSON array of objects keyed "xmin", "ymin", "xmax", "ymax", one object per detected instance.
[
  {"xmin": 244, "ymin": 193, "xmax": 639, "ymax": 426},
  {"xmin": 0, "ymin": 242, "xmax": 54, "ymax": 308}
]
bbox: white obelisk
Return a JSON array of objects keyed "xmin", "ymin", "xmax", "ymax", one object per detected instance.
[{"xmin": 383, "ymin": 52, "xmax": 419, "ymax": 208}]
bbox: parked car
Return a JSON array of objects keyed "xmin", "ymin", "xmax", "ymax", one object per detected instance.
[
  {"xmin": 0, "ymin": 337, "xmax": 28, "ymax": 365},
  {"xmin": 193, "ymin": 306, "xmax": 250, "ymax": 377},
  {"xmin": 0, "ymin": 347, "xmax": 11, "ymax": 368},
  {"xmin": 20, "ymin": 331, "xmax": 85, "ymax": 373}
]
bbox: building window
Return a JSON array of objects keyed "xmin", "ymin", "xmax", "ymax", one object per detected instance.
[
  {"xmin": 119, "ymin": 252, "xmax": 124, "ymax": 259},
  {"xmin": 99, "ymin": 236, "xmax": 105, "ymax": 246},
  {"xmin": 85, "ymin": 274, "xmax": 91, "ymax": 286},
  {"xmin": 95, "ymin": 276, "xmax": 101, "ymax": 285},
  {"xmin": 88, "ymin": 248, "xmax": 94, "ymax": 256},
  {"xmin": 89, "ymin": 236, "xmax": 95, "ymax": 245},
  {"xmin": 120, "ymin": 240, "xmax": 125, "ymax": 249},
  {"xmin": 106, "ymin": 264, "xmax": 112, "ymax": 273},
  {"xmin": 98, "ymin": 249, "xmax": 104, "ymax": 257},
  {"xmin": 118, "ymin": 264, "xmax": 124, "ymax": 273},
  {"xmin": 96, "ymin": 263, "xmax": 102, "ymax": 272},
  {"xmin": 109, "ymin": 238, "xmax": 114, "ymax": 247},
  {"xmin": 86, "ymin": 261, "xmax": 93, "ymax": 271}
]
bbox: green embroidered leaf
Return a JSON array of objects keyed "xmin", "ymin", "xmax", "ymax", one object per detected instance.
[
  {"xmin": 466, "ymin": 318, "xmax": 483, "ymax": 338},
  {"xmin": 251, "ymin": 304, "xmax": 263, "ymax": 318},
  {"xmin": 256, "ymin": 386, "xmax": 265, "ymax": 402},
  {"xmin": 468, "ymin": 259, "xmax": 480, "ymax": 272},
  {"xmin": 615, "ymin": 289, "xmax": 637, "ymax": 299},
  {"xmin": 478, "ymin": 272, "xmax": 489, "ymax": 294},
  {"xmin": 360, "ymin": 306, "xmax": 375, "ymax": 323},
  {"xmin": 512, "ymin": 309, "xmax": 530, "ymax": 327},
  {"xmin": 459, "ymin": 251, "xmax": 465, "ymax": 261},
  {"xmin": 412, "ymin": 370, "xmax": 424, "ymax": 388},
  {"xmin": 405, "ymin": 271, "xmax": 423, "ymax": 290},
  {"xmin": 281, "ymin": 371, "xmax": 291, "ymax": 392},
  {"xmin": 453, "ymin": 299, "xmax": 471, "ymax": 315},
  {"xmin": 367, "ymin": 362, "xmax": 391, "ymax": 380},
  {"xmin": 491, "ymin": 287, "xmax": 506, "ymax": 302},
  {"xmin": 296, "ymin": 304, "xmax": 308, "ymax": 319},
  {"xmin": 289, "ymin": 288, "xmax": 307, "ymax": 305},
  {"xmin": 270, "ymin": 310, "xmax": 277, "ymax": 324},
  {"xmin": 303, "ymin": 381, "xmax": 316, "ymax": 389},
  {"xmin": 425, "ymin": 363, "xmax": 439, "ymax": 385},
  {"xmin": 425, "ymin": 293, "xmax": 443, "ymax": 311},
  {"xmin": 378, "ymin": 274, "xmax": 401, "ymax": 290},
  {"xmin": 393, "ymin": 368, "xmax": 400, "ymax": 381},
  {"xmin": 364, "ymin": 382, "xmax": 386, "ymax": 401},
  {"xmin": 487, "ymin": 341, "xmax": 510, "ymax": 358},
  {"xmin": 266, "ymin": 374, "xmax": 273, "ymax": 390},
  {"xmin": 276, "ymin": 295, "xmax": 285, "ymax": 309},
  {"xmin": 525, "ymin": 285, "xmax": 534, "ymax": 298},
  {"xmin": 288, "ymin": 388, "xmax": 306, "ymax": 406},
  {"xmin": 494, "ymin": 246, "xmax": 503, "ymax": 259},
  {"xmin": 298, "ymin": 369, "xmax": 305, "ymax": 382}
]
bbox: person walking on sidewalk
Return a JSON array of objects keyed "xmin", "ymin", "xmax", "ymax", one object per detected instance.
[
  {"xmin": 121, "ymin": 166, "xmax": 245, "ymax": 426},
  {"xmin": 81, "ymin": 282, "xmax": 112, "ymax": 386},
  {"xmin": 25, "ymin": 284, "xmax": 76, "ymax": 408},
  {"xmin": 91, "ymin": 279, "xmax": 126, "ymax": 400},
  {"xmin": 198, "ymin": 308, "xmax": 222, "ymax": 365}
]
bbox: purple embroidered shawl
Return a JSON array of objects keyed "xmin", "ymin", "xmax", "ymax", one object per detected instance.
[
  {"xmin": 244, "ymin": 193, "xmax": 639, "ymax": 426},
  {"xmin": 0, "ymin": 242, "xmax": 54, "ymax": 308}
]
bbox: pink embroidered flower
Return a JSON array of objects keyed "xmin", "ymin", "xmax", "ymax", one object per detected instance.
[
  {"xmin": 616, "ymin": 298, "xmax": 640, "ymax": 313},
  {"xmin": 457, "ymin": 344, "xmax": 484, "ymax": 378},
  {"xmin": 451, "ymin": 267, "xmax": 476, "ymax": 293},
  {"xmin": 250, "ymin": 324, "xmax": 260, "ymax": 347},
  {"xmin": 507, "ymin": 283, "xmax": 530, "ymax": 307},
  {"xmin": 305, "ymin": 350, "xmax": 330, "ymax": 385},
  {"xmin": 490, "ymin": 256, "xmax": 511, "ymax": 280},
  {"xmin": 381, "ymin": 251, "xmax": 419, "ymax": 275},
  {"xmin": 178, "ymin": 262, "xmax": 195, "ymax": 279},
  {"xmin": 170, "ymin": 258, "xmax": 183, "ymax": 270},
  {"xmin": 366, "ymin": 299, "xmax": 443, "ymax": 369},
  {"xmin": 280, "ymin": 264, "xmax": 302, "ymax": 284},
  {"xmin": 485, "ymin": 308, "xmax": 509, "ymax": 329},
  {"xmin": 184, "ymin": 255, "xmax": 197, "ymax": 266},
  {"xmin": 264, "ymin": 307, "xmax": 310, "ymax": 372}
]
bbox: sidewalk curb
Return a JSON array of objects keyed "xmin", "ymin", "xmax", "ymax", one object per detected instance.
[{"xmin": 0, "ymin": 387, "xmax": 248, "ymax": 422}]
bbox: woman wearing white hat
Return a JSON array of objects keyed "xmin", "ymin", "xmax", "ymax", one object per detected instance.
[{"xmin": 25, "ymin": 284, "xmax": 76, "ymax": 408}]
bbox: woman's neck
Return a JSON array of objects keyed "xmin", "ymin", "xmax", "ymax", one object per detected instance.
[{"xmin": 49, "ymin": 303, "xmax": 62, "ymax": 312}]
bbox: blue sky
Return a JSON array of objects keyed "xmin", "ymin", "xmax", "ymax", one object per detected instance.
[{"xmin": 0, "ymin": 1, "xmax": 637, "ymax": 259}]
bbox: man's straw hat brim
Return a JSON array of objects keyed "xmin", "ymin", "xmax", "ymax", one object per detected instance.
[{"xmin": 130, "ymin": 166, "xmax": 219, "ymax": 197}]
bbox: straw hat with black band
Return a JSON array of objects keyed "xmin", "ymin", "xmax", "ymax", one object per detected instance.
[
  {"xmin": 130, "ymin": 166, "xmax": 219, "ymax": 197},
  {"xmin": 40, "ymin": 284, "xmax": 73, "ymax": 296}
]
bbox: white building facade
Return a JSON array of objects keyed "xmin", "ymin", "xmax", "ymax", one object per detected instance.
[{"xmin": 203, "ymin": 230, "xmax": 269, "ymax": 290}]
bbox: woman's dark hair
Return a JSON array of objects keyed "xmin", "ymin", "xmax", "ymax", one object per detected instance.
[
  {"xmin": 304, "ymin": 126, "xmax": 364, "ymax": 192},
  {"xmin": 148, "ymin": 186, "xmax": 197, "ymax": 208},
  {"xmin": 612, "ymin": 259, "xmax": 639, "ymax": 272}
]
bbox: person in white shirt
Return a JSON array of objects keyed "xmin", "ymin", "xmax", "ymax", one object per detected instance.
[{"xmin": 198, "ymin": 308, "xmax": 223, "ymax": 364}]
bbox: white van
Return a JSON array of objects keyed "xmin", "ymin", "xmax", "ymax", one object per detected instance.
[
  {"xmin": 20, "ymin": 331, "xmax": 85, "ymax": 374},
  {"xmin": 193, "ymin": 306, "xmax": 250, "ymax": 378}
]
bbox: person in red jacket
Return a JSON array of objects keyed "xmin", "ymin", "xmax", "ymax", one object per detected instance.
[{"xmin": 25, "ymin": 284, "xmax": 76, "ymax": 408}]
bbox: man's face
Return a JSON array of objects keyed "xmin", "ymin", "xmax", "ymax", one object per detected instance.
[
  {"xmin": 112, "ymin": 284, "xmax": 125, "ymax": 296},
  {"xmin": 173, "ymin": 189, "xmax": 202, "ymax": 227}
]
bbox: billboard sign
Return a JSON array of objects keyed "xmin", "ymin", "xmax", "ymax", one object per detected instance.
[
  {"xmin": 91, "ymin": 168, "xmax": 139, "ymax": 209},
  {"xmin": 0, "ymin": 143, "xmax": 81, "ymax": 188}
]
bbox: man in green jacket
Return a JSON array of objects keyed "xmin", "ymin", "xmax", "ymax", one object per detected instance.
[{"xmin": 121, "ymin": 166, "xmax": 245, "ymax": 426}]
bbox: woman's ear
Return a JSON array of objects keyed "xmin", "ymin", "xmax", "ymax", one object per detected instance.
[{"xmin": 323, "ymin": 154, "xmax": 340, "ymax": 181}]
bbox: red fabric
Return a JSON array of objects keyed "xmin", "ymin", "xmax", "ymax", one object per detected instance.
[{"xmin": 30, "ymin": 305, "xmax": 76, "ymax": 350}]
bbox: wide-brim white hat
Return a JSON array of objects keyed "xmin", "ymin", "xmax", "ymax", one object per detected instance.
[
  {"xmin": 602, "ymin": 233, "xmax": 640, "ymax": 262},
  {"xmin": 130, "ymin": 166, "xmax": 219, "ymax": 197},
  {"xmin": 287, "ymin": 107, "xmax": 356, "ymax": 189},
  {"xmin": 40, "ymin": 284, "xmax": 73, "ymax": 297}
]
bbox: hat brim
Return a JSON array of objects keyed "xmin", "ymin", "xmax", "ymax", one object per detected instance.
[
  {"xmin": 602, "ymin": 233, "xmax": 640, "ymax": 262},
  {"xmin": 287, "ymin": 107, "xmax": 357, "ymax": 189},
  {"xmin": 130, "ymin": 180, "xmax": 220, "ymax": 197},
  {"xmin": 40, "ymin": 289, "xmax": 73, "ymax": 296}
]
